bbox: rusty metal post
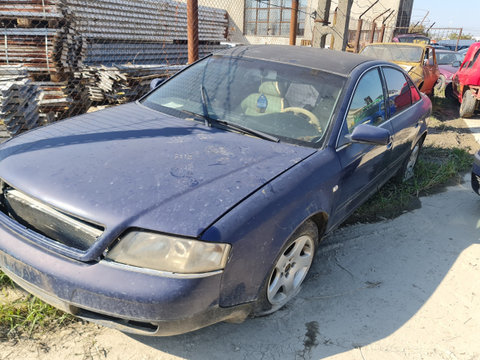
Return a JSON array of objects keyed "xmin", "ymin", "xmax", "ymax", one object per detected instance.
[
  {"xmin": 187, "ymin": 0, "xmax": 199, "ymax": 63},
  {"xmin": 289, "ymin": 0, "xmax": 299, "ymax": 45},
  {"xmin": 369, "ymin": 22, "xmax": 377, "ymax": 43},
  {"xmin": 369, "ymin": 9, "xmax": 389, "ymax": 44},
  {"xmin": 379, "ymin": 23, "xmax": 386, "ymax": 42},
  {"xmin": 354, "ymin": 19, "xmax": 363, "ymax": 53},
  {"xmin": 354, "ymin": 0, "xmax": 378, "ymax": 52},
  {"xmin": 379, "ymin": 10, "xmax": 395, "ymax": 43},
  {"xmin": 455, "ymin": 28, "xmax": 463, "ymax": 51}
]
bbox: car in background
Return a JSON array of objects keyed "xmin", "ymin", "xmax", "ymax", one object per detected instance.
[
  {"xmin": 434, "ymin": 49, "xmax": 463, "ymax": 92},
  {"xmin": 392, "ymin": 34, "xmax": 430, "ymax": 44},
  {"xmin": 360, "ymin": 43, "xmax": 440, "ymax": 96},
  {"xmin": 450, "ymin": 42, "xmax": 480, "ymax": 117},
  {"xmin": 472, "ymin": 151, "xmax": 480, "ymax": 195},
  {"xmin": 0, "ymin": 45, "xmax": 431, "ymax": 336},
  {"xmin": 458, "ymin": 47, "xmax": 469, "ymax": 60}
]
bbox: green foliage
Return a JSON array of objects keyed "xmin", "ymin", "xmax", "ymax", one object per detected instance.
[
  {"xmin": 449, "ymin": 32, "xmax": 474, "ymax": 40},
  {"xmin": 0, "ymin": 271, "xmax": 13, "ymax": 287},
  {"xmin": 0, "ymin": 294, "xmax": 74, "ymax": 339}
]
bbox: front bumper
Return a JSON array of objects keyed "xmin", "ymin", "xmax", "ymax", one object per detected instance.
[
  {"xmin": 0, "ymin": 213, "xmax": 250, "ymax": 336},
  {"xmin": 472, "ymin": 152, "xmax": 480, "ymax": 195}
]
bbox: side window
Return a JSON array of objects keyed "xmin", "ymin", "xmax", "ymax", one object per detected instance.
[
  {"xmin": 346, "ymin": 68, "xmax": 386, "ymax": 133},
  {"xmin": 428, "ymin": 48, "xmax": 435, "ymax": 65},
  {"xmin": 383, "ymin": 67, "xmax": 412, "ymax": 117},
  {"xmin": 409, "ymin": 78, "xmax": 421, "ymax": 103}
]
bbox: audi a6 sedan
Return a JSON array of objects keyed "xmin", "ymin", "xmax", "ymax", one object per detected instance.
[{"xmin": 0, "ymin": 46, "xmax": 431, "ymax": 336}]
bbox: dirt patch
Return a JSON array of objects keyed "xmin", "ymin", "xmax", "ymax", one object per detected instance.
[{"xmin": 426, "ymin": 97, "xmax": 480, "ymax": 154}]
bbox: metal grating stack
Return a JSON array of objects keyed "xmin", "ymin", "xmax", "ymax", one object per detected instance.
[
  {"xmin": 64, "ymin": 0, "xmax": 228, "ymax": 42},
  {"xmin": 0, "ymin": 65, "xmax": 40, "ymax": 139},
  {"xmin": 0, "ymin": 0, "xmax": 229, "ymax": 131}
]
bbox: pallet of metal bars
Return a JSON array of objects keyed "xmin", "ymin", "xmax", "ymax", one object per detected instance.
[
  {"xmin": 0, "ymin": 65, "xmax": 40, "ymax": 138},
  {"xmin": 0, "ymin": 1, "xmax": 63, "ymax": 28},
  {"xmin": 0, "ymin": 28, "xmax": 65, "ymax": 80},
  {"xmin": 83, "ymin": 64, "xmax": 185, "ymax": 104}
]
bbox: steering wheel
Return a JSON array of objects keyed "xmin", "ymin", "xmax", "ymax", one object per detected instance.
[{"xmin": 282, "ymin": 107, "xmax": 322, "ymax": 132}]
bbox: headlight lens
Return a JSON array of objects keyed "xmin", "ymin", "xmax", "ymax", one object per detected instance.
[{"xmin": 105, "ymin": 231, "xmax": 231, "ymax": 273}]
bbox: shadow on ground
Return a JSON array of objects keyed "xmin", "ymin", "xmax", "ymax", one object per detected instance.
[{"xmin": 124, "ymin": 178, "xmax": 479, "ymax": 360}]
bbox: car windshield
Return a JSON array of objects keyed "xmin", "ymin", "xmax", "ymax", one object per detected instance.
[
  {"xmin": 397, "ymin": 36, "xmax": 429, "ymax": 44},
  {"xmin": 436, "ymin": 51, "xmax": 463, "ymax": 65},
  {"xmin": 361, "ymin": 45, "xmax": 423, "ymax": 63},
  {"xmin": 141, "ymin": 55, "xmax": 345, "ymax": 147}
]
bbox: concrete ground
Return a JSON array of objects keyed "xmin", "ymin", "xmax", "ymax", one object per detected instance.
[{"xmin": 1, "ymin": 174, "xmax": 478, "ymax": 360}]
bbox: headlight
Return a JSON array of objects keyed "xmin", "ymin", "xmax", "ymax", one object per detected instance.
[{"xmin": 105, "ymin": 231, "xmax": 231, "ymax": 274}]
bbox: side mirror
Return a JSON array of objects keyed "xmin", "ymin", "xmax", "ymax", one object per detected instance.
[
  {"xmin": 452, "ymin": 60, "xmax": 461, "ymax": 67},
  {"xmin": 150, "ymin": 78, "xmax": 164, "ymax": 91},
  {"xmin": 349, "ymin": 124, "xmax": 391, "ymax": 146}
]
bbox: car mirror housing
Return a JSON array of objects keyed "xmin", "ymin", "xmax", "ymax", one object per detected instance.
[
  {"xmin": 349, "ymin": 124, "xmax": 391, "ymax": 146},
  {"xmin": 150, "ymin": 78, "xmax": 164, "ymax": 91},
  {"xmin": 452, "ymin": 60, "xmax": 462, "ymax": 68}
]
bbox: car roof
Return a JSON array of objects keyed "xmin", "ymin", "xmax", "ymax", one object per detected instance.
[
  {"xmin": 366, "ymin": 42, "xmax": 429, "ymax": 49},
  {"xmin": 214, "ymin": 45, "xmax": 376, "ymax": 77}
]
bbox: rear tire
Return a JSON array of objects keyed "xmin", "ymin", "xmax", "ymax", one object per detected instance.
[
  {"xmin": 459, "ymin": 90, "xmax": 477, "ymax": 118},
  {"xmin": 254, "ymin": 220, "xmax": 318, "ymax": 316}
]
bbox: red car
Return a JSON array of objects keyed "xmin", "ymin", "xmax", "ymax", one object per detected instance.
[{"xmin": 450, "ymin": 42, "xmax": 480, "ymax": 117}]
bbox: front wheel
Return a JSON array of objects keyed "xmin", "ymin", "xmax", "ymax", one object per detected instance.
[
  {"xmin": 459, "ymin": 89, "xmax": 477, "ymax": 118},
  {"xmin": 254, "ymin": 220, "xmax": 318, "ymax": 316}
]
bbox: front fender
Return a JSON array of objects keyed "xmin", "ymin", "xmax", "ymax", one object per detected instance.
[{"xmin": 201, "ymin": 149, "xmax": 341, "ymax": 307}]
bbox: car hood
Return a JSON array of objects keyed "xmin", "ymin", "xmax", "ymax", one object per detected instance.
[
  {"xmin": 438, "ymin": 65, "xmax": 458, "ymax": 79},
  {"xmin": 0, "ymin": 103, "xmax": 315, "ymax": 239}
]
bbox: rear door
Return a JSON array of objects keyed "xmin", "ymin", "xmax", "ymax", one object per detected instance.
[{"xmin": 381, "ymin": 66, "xmax": 422, "ymax": 167}]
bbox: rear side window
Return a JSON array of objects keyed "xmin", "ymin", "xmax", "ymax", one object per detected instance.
[
  {"xmin": 346, "ymin": 68, "xmax": 386, "ymax": 133},
  {"xmin": 383, "ymin": 67, "xmax": 412, "ymax": 116},
  {"xmin": 409, "ymin": 78, "xmax": 421, "ymax": 103}
]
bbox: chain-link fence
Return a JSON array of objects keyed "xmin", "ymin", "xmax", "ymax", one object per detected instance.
[
  {"xmin": 0, "ymin": 0, "xmax": 232, "ymax": 139},
  {"xmin": 0, "ymin": 0, "xmax": 412, "ymax": 140}
]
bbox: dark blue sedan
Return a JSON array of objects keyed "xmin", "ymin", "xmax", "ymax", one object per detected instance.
[{"xmin": 0, "ymin": 46, "xmax": 430, "ymax": 336}]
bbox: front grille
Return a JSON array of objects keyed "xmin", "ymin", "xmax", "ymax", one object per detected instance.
[{"xmin": 1, "ymin": 184, "xmax": 103, "ymax": 251}]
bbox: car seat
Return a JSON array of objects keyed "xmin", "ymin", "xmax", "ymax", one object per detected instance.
[{"xmin": 240, "ymin": 81, "xmax": 285, "ymax": 116}]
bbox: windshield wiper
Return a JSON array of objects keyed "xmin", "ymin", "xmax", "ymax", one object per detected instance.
[
  {"xmin": 214, "ymin": 119, "xmax": 280, "ymax": 143},
  {"xmin": 200, "ymin": 85, "xmax": 211, "ymax": 127}
]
